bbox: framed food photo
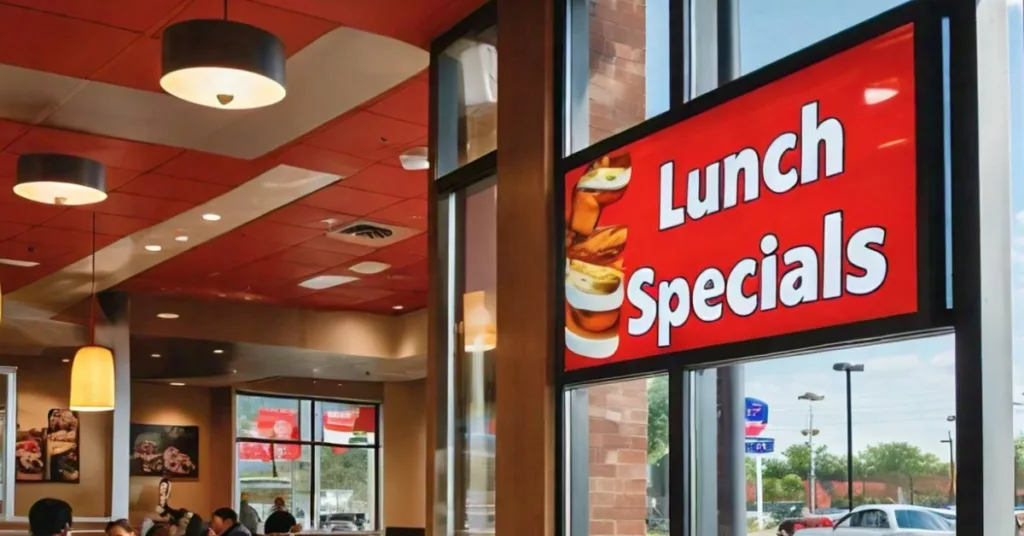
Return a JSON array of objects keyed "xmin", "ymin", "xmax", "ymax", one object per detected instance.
[
  {"xmin": 15, "ymin": 409, "xmax": 80, "ymax": 483},
  {"xmin": 129, "ymin": 424, "xmax": 199, "ymax": 478}
]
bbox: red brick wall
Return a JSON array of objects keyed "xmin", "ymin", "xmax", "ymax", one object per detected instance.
[
  {"xmin": 588, "ymin": 0, "xmax": 648, "ymax": 144},
  {"xmin": 588, "ymin": 379, "xmax": 649, "ymax": 536}
]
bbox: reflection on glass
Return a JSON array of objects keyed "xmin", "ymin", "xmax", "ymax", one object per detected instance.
[
  {"xmin": 566, "ymin": 0, "xmax": 670, "ymax": 152},
  {"xmin": 455, "ymin": 180, "xmax": 497, "ymax": 535},
  {"xmin": 437, "ymin": 27, "xmax": 498, "ymax": 176},
  {"xmin": 236, "ymin": 395, "xmax": 305, "ymax": 441},
  {"xmin": 693, "ymin": 335, "xmax": 956, "ymax": 536},
  {"xmin": 237, "ymin": 443, "xmax": 313, "ymax": 529},
  {"xmin": 1009, "ymin": 0, "xmax": 1024, "ymax": 513},
  {"xmin": 315, "ymin": 401, "xmax": 377, "ymax": 445},
  {"xmin": 316, "ymin": 447, "xmax": 376, "ymax": 531},
  {"xmin": 567, "ymin": 376, "xmax": 669, "ymax": 536}
]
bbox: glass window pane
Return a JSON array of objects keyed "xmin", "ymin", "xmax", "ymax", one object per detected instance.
[
  {"xmin": 315, "ymin": 402, "xmax": 377, "ymax": 446},
  {"xmin": 236, "ymin": 395, "xmax": 308, "ymax": 441},
  {"xmin": 1010, "ymin": 0, "xmax": 1024, "ymax": 514},
  {"xmin": 567, "ymin": 376, "xmax": 669, "ymax": 536},
  {"xmin": 739, "ymin": 0, "xmax": 910, "ymax": 74},
  {"xmin": 436, "ymin": 26, "xmax": 498, "ymax": 177},
  {"xmin": 316, "ymin": 447, "xmax": 377, "ymax": 531},
  {"xmin": 693, "ymin": 335, "xmax": 955, "ymax": 535},
  {"xmin": 454, "ymin": 178, "xmax": 497, "ymax": 535},
  {"xmin": 237, "ymin": 443, "xmax": 312, "ymax": 530},
  {"xmin": 565, "ymin": 0, "xmax": 670, "ymax": 153}
]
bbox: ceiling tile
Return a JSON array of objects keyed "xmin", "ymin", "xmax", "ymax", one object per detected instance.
[
  {"xmin": 384, "ymin": 233, "xmax": 427, "ymax": 257},
  {"xmin": 0, "ymin": 4, "xmax": 139, "ymax": 78},
  {"xmin": 367, "ymin": 79, "xmax": 428, "ymax": 126},
  {"xmin": 0, "ymin": 221, "xmax": 31, "ymax": 241},
  {"xmin": 88, "ymin": 191, "xmax": 194, "ymax": 220},
  {"xmin": 352, "ymin": 241, "xmax": 426, "ymax": 271},
  {"xmin": 89, "ymin": 36, "xmax": 162, "ymax": 92},
  {"xmin": 0, "ymin": 239, "xmax": 74, "ymax": 263},
  {"xmin": 42, "ymin": 210, "xmax": 156, "ymax": 236},
  {"xmin": 0, "ymin": 121, "xmax": 27, "ymax": 149},
  {"xmin": 234, "ymin": 220, "xmax": 324, "ymax": 246},
  {"xmin": 15, "ymin": 226, "xmax": 119, "ymax": 249},
  {"xmin": 264, "ymin": 204, "xmax": 358, "ymax": 230},
  {"xmin": 298, "ymin": 186, "xmax": 401, "ymax": 216},
  {"xmin": 249, "ymin": 0, "xmax": 422, "ymax": 39},
  {"xmin": 305, "ymin": 111, "xmax": 426, "ymax": 160},
  {"xmin": 3, "ymin": 0, "xmax": 185, "ymax": 32},
  {"xmin": 299, "ymin": 236, "xmax": 378, "ymax": 257},
  {"xmin": 366, "ymin": 198, "xmax": 427, "ymax": 230},
  {"xmin": 262, "ymin": 246, "xmax": 356, "ymax": 268},
  {"xmin": 10, "ymin": 127, "xmax": 182, "ymax": 171},
  {"xmin": 342, "ymin": 164, "xmax": 427, "ymax": 198},
  {"xmin": 153, "ymin": 150, "xmax": 267, "ymax": 186},
  {"xmin": 116, "ymin": 173, "xmax": 231, "ymax": 203},
  {"xmin": 215, "ymin": 258, "xmax": 325, "ymax": 285},
  {"xmin": 0, "ymin": 201, "xmax": 65, "ymax": 225},
  {"xmin": 279, "ymin": 145, "xmax": 373, "ymax": 178}
]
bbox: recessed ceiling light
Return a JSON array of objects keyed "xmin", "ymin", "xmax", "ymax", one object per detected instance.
[
  {"xmin": 157, "ymin": 313, "xmax": 180, "ymax": 319},
  {"xmin": 62, "ymin": 359, "xmax": 70, "ymax": 363},
  {"xmin": 202, "ymin": 213, "xmax": 222, "ymax": 222},
  {"xmin": 231, "ymin": 369, "xmax": 238, "ymax": 374},
  {"xmin": 145, "ymin": 244, "xmax": 162, "ymax": 252},
  {"xmin": 399, "ymin": 146, "xmax": 429, "ymax": 171},
  {"xmin": 151, "ymin": 353, "xmax": 162, "ymax": 358},
  {"xmin": 349, "ymin": 261, "xmax": 391, "ymax": 275},
  {"xmin": 169, "ymin": 382, "xmax": 186, "ymax": 387},
  {"xmin": 393, "ymin": 305, "xmax": 404, "ymax": 310},
  {"xmin": 175, "ymin": 235, "xmax": 189, "ymax": 242},
  {"xmin": 298, "ymin": 275, "xmax": 360, "ymax": 290},
  {"xmin": 0, "ymin": 258, "xmax": 40, "ymax": 267},
  {"xmin": 213, "ymin": 349, "xmax": 224, "ymax": 354}
]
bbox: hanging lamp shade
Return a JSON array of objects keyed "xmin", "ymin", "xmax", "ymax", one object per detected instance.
[
  {"xmin": 69, "ymin": 345, "xmax": 115, "ymax": 412},
  {"xmin": 463, "ymin": 290, "xmax": 496, "ymax": 352},
  {"xmin": 160, "ymin": 19, "xmax": 286, "ymax": 110},
  {"xmin": 14, "ymin": 153, "xmax": 107, "ymax": 206}
]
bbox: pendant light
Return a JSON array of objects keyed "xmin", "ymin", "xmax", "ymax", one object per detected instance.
[
  {"xmin": 69, "ymin": 213, "xmax": 115, "ymax": 412},
  {"xmin": 160, "ymin": 0, "xmax": 286, "ymax": 110},
  {"xmin": 14, "ymin": 153, "xmax": 107, "ymax": 206},
  {"xmin": 463, "ymin": 290, "xmax": 496, "ymax": 352}
]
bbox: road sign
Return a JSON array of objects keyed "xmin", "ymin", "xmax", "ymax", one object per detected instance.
[
  {"xmin": 745, "ymin": 397, "xmax": 769, "ymax": 437},
  {"xmin": 745, "ymin": 437, "xmax": 775, "ymax": 454}
]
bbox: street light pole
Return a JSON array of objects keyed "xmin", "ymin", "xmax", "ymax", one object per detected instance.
[
  {"xmin": 797, "ymin": 392, "xmax": 824, "ymax": 512},
  {"xmin": 940, "ymin": 415, "xmax": 956, "ymax": 505},
  {"xmin": 833, "ymin": 362, "xmax": 864, "ymax": 511}
]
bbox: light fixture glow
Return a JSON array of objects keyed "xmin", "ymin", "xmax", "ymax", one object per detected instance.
[
  {"xmin": 864, "ymin": 87, "xmax": 898, "ymax": 105},
  {"xmin": 145, "ymin": 244, "xmax": 163, "ymax": 252},
  {"xmin": 14, "ymin": 154, "xmax": 107, "ymax": 206},
  {"xmin": 62, "ymin": 359, "xmax": 70, "ymax": 363},
  {"xmin": 161, "ymin": 19, "xmax": 286, "ymax": 110},
  {"xmin": 463, "ymin": 290, "xmax": 496, "ymax": 352},
  {"xmin": 169, "ymin": 382, "xmax": 186, "ymax": 387},
  {"xmin": 213, "ymin": 349, "xmax": 224, "ymax": 354},
  {"xmin": 0, "ymin": 258, "xmax": 40, "ymax": 267},
  {"xmin": 202, "ymin": 213, "xmax": 222, "ymax": 222},
  {"xmin": 399, "ymin": 147, "xmax": 429, "ymax": 171},
  {"xmin": 157, "ymin": 313, "xmax": 180, "ymax": 319},
  {"xmin": 298, "ymin": 275, "xmax": 360, "ymax": 290},
  {"xmin": 393, "ymin": 305, "xmax": 404, "ymax": 311},
  {"xmin": 349, "ymin": 261, "xmax": 391, "ymax": 274},
  {"xmin": 70, "ymin": 345, "xmax": 115, "ymax": 411},
  {"xmin": 175, "ymin": 235, "xmax": 189, "ymax": 242},
  {"xmin": 151, "ymin": 353, "xmax": 162, "ymax": 358}
]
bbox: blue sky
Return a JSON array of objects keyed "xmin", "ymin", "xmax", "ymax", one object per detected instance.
[{"xmin": 731, "ymin": 0, "xmax": 1023, "ymax": 461}]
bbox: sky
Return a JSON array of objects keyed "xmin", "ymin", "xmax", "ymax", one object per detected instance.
[{"xmin": 723, "ymin": 0, "xmax": 1024, "ymax": 462}]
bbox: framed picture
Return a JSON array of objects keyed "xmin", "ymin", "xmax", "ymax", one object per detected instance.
[
  {"xmin": 130, "ymin": 424, "xmax": 199, "ymax": 478},
  {"xmin": 15, "ymin": 409, "xmax": 80, "ymax": 483}
]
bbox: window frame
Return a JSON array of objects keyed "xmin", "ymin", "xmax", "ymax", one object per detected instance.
[{"xmin": 233, "ymin": 391, "xmax": 382, "ymax": 531}]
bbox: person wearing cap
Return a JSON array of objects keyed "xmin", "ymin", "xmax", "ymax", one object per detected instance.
[{"xmin": 238, "ymin": 493, "xmax": 260, "ymax": 535}]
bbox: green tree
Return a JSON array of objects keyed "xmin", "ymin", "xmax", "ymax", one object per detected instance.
[
  {"xmin": 762, "ymin": 477, "xmax": 783, "ymax": 501},
  {"xmin": 318, "ymin": 448, "xmax": 371, "ymax": 508},
  {"xmin": 778, "ymin": 443, "xmax": 846, "ymax": 482},
  {"xmin": 780, "ymin": 474, "xmax": 805, "ymax": 500},
  {"xmin": 860, "ymin": 442, "xmax": 943, "ymax": 503},
  {"xmin": 647, "ymin": 376, "xmax": 669, "ymax": 462},
  {"xmin": 762, "ymin": 457, "xmax": 791, "ymax": 480}
]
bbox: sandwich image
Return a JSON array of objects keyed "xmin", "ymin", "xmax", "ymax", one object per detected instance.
[
  {"xmin": 568, "ymin": 153, "xmax": 632, "ymax": 235},
  {"xmin": 565, "ymin": 260, "xmax": 624, "ymax": 359},
  {"xmin": 566, "ymin": 225, "xmax": 627, "ymax": 269}
]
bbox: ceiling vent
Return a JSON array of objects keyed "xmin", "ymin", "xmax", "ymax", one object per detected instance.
[{"xmin": 326, "ymin": 220, "xmax": 420, "ymax": 247}]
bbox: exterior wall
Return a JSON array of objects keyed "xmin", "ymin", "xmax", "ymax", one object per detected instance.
[
  {"xmin": 588, "ymin": 379, "xmax": 648, "ymax": 536},
  {"xmin": 588, "ymin": 0, "xmax": 648, "ymax": 144}
]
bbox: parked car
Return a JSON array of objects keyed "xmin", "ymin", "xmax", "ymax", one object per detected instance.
[{"xmin": 796, "ymin": 504, "xmax": 953, "ymax": 536}]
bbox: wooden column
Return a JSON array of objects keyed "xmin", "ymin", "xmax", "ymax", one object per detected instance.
[{"xmin": 494, "ymin": 0, "xmax": 556, "ymax": 535}]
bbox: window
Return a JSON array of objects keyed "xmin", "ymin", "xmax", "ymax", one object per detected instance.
[
  {"xmin": 1008, "ymin": 0, "xmax": 1024, "ymax": 511},
  {"xmin": 235, "ymin": 394, "xmax": 380, "ymax": 531},
  {"xmin": 564, "ymin": 0, "xmax": 671, "ymax": 154},
  {"xmin": 894, "ymin": 509, "xmax": 949, "ymax": 530},
  {"xmin": 566, "ymin": 376, "xmax": 669, "ymax": 536},
  {"xmin": 435, "ymin": 23, "xmax": 498, "ymax": 177},
  {"xmin": 855, "ymin": 509, "xmax": 889, "ymax": 528}
]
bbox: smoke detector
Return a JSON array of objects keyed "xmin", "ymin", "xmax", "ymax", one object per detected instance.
[
  {"xmin": 398, "ymin": 147, "xmax": 429, "ymax": 171},
  {"xmin": 326, "ymin": 220, "xmax": 421, "ymax": 247}
]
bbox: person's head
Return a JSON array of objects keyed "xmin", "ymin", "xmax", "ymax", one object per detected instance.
[
  {"xmin": 29, "ymin": 498, "xmax": 73, "ymax": 536},
  {"xmin": 272, "ymin": 420, "xmax": 293, "ymax": 439},
  {"xmin": 210, "ymin": 508, "xmax": 238, "ymax": 534},
  {"xmin": 239, "ymin": 492, "xmax": 250, "ymax": 504},
  {"xmin": 106, "ymin": 519, "xmax": 136, "ymax": 536},
  {"xmin": 273, "ymin": 497, "xmax": 285, "ymax": 511}
]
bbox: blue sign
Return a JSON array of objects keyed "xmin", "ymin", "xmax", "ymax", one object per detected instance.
[
  {"xmin": 745, "ymin": 437, "xmax": 775, "ymax": 454},
  {"xmin": 745, "ymin": 397, "xmax": 769, "ymax": 424}
]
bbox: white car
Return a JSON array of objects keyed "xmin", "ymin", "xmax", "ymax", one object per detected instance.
[{"xmin": 798, "ymin": 504, "xmax": 954, "ymax": 536}]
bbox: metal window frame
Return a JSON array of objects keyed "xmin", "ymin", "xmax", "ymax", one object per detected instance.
[
  {"xmin": 232, "ymin": 392, "xmax": 382, "ymax": 531},
  {"xmin": 547, "ymin": 1, "xmax": 1010, "ymax": 536}
]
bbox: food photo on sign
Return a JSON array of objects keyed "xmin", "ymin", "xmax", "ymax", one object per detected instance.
[
  {"xmin": 15, "ymin": 408, "xmax": 80, "ymax": 483},
  {"xmin": 238, "ymin": 408, "xmax": 302, "ymax": 462},
  {"xmin": 563, "ymin": 24, "xmax": 926, "ymax": 371},
  {"xmin": 130, "ymin": 424, "xmax": 199, "ymax": 478}
]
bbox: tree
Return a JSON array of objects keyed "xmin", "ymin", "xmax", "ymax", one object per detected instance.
[
  {"xmin": 860, "ymin": 442, "xmax": 944, "ymax": 503},
  {"xmin": 647, "ymin": 376, "xmax": 669, "ymax": 462},
  {"xmin": 781, "ymin": 474, "xmax": 806, "ymax": 500},
  {"xmin": 778, "ymin": 443, "xmax": 846, "ymax": 482}
]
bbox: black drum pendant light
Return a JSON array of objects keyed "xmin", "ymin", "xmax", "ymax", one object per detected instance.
[
  {"xmin": 14, "ymin": 153, "xmax": 107, "ymax": 206},
  {"xmin": 160, "ymin": 0, "xmax": 286, "ymax": 110}
]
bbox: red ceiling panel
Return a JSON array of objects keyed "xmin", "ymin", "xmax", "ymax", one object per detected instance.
[
  {"xmin": 42, "ymin": 210, "xmax": 156, "ymax": 237},
  {"xmin": 9, "ymin": 128, "xmax": 182, "ymax": 172},
  {"xmin": 289, "ymin": 292, "xmax": 368, "ymax": 310},
  {"xmin": 214, "ymin": 258, "xmax": 325, "ymax": 286},
  {"xmin": 234, "ymin": 220, "xmax": 324, "ymax": 246},
  {"xmin": 367, "ymin": 79, "xmax": 429, "ymax": 126},
  {"xmin": 298, "ymin": 185, "xmax": 402, "ymax": 216},
  {"xmin": 88, "ymin": 192, "xmax": 194, "ymax": 220},
  {"xmin": 367, "ymin": 199, "xmax": 428, "ymax": 230},
  {"xmin": 342, "ymin": 164, "xmax": 427, "ymax": 199},
  {"xmin": 278, "ymin": 145, "xmax": 373, "ymax": 178},
  {"xmin": 387, "ymin": 233, "xmax": 428, "ymax": 257},
  {"xmin": 262, "ymin": 246, "xmax": 355, "ymax": 269},
  {"xmin": 0, "ymin": 239, "xmax": 77, "ymax": 263},
  {"xmin": 0, "ymin": 120, "xmax": 27, "ymax": 149},
  {"xmin": 3, "ymin": 0, "xmax": 187, "ymax": 33},
  {"xmin": 116, "ymin": 173, "xmax": 232, "ymax": 204},
  {"xmin": 299, "ymin": 236, "xmax": 378, "ymax": 257},
  {"xmin": 153, "ymin": 150, "xmax": 271, "ymax": 186},
  {"xmin": 14, "ymin": 226, "xmax": 119, "ymax": 249},
  {"xmin": 248, "ymin": 0, "xmax": 425, "ymax": 41},
  {"xmin": 351, "ymin": 240, "xmax": 426, "ymax": 271},
  {"xmin": 305, "ymin": 111, "xmax": 427, "ymax": 160},
  {"xmin": 0, "ymin": 222, "xmax": 31, "ymax": 241},
  {"xmin": 327, "ymin": 286, "xmax": 395, "ymax": 302},
  {"xmin": 263, "ymin": 205, "xmax": 357, "ymax": 230},
  {"xmin": 89, "ymin": 36, "xmax": 162, "ymax": 92},
  {"xmin": 0, "ymin": 201, "xmax": 66, "ymax": 226},
  {"xmin": 0, "ymin": 4, "xmax": 139, "ymax": 78}
]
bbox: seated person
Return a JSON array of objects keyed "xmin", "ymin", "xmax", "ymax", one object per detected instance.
[
  {"xmin": 29, "ymin": 498, "xmax": 73, "ymax": 536},
  {"xmin": 106, "ymin": 520, "xmax": 137, "ymax": 536},
  {"xmin": 209, "ymin": 508, "xmax": 250, "ymax": 536},
  {"xmin": 264, "ymin": 509, "xmax": 300, "ymax": 535}
]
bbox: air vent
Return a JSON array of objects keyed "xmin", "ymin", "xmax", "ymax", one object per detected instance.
[{"xmin": 326, "ymin": 220, "xmax": 420, "ymax": 247}]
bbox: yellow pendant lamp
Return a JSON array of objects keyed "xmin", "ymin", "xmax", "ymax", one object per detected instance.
[
  {"xmin": 70, "ymin": 213, "xmax": 115, "ymax": 412},
  {"xmin": 463, "ymin": 290, "xmax": 496, "ymax": 352}
]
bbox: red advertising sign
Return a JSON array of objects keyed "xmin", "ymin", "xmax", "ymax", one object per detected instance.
[
  {"xmin": 238, "ymin": 408, "xmax": 301, "ymax": 461},
  {"xmin": 563, "ymin": 25, "xmax": 926, "ymax": 371}
]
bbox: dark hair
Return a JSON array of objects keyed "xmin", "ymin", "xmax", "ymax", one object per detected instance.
[
  {"xmin": 263, "ymin": 511, "xmax": 296, "ymax": 535},
  {"xmin": 106, "ymin": 519, "xmax": 135, "ymax": 535},
  {"xmin": 29, "ymin": 498, "xmax": 73, "ymax": 536},
  {"xmin": 212, "ymin": 508, "xmax": 238, "ymax": 524}
]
